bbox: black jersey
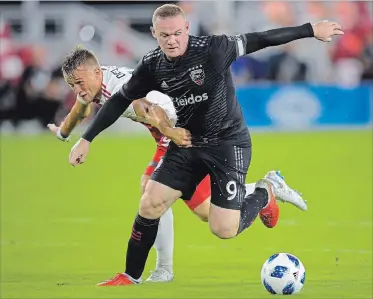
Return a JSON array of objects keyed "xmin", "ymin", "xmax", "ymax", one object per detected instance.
[
  {"xmin": 122, "ymin": 35, "xmax": 251, "ymax": 147},
  {"xmin": 82, "ymin": 24, "xmax": 313, "ymax": 144}
]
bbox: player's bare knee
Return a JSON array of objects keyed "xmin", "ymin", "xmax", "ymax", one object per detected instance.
[
  {"xmin": 139, "ymin": 193, "xmax": 164, "ymax": 219},
  {"xmin": 208, "ymin": 203, "xmax": 240, "ymax": 238},
  {"xmin": 209, "ymin": 219, "xmax": 238, "ymax": 239},
  {"xmin": 209, "ymin": 223, "xmax": 238, "ymax": 239}
]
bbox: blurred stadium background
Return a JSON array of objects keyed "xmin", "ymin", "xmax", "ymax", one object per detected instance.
[{"xmin": 1, "ymin": 1, "xmax": 372, "ymax": 298}]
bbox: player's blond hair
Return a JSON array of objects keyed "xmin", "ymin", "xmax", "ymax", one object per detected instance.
[
  {"xmin": 61, "ymin": 46, "xmax": 99, "ymax": 77},
  {"xmin": 152, "ymin": 4, "xmax": 186, "ymax": 25}
]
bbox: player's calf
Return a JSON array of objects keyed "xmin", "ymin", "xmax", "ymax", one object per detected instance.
[
  {"xmin": 185, "ymin": 175, "xmax": 211, "ymax": 222},
  {"xmin": 192, "ymin": 198, "xmax": 210, "ymax": 222},
  {"xmin": 125, "ymin": 180, "xmax": 181, "ymax": 280}
]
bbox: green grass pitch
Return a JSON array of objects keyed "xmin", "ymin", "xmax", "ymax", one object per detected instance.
[{"xmin": 1, "ymin": 130, "xmax": 372, "ymax": 298}]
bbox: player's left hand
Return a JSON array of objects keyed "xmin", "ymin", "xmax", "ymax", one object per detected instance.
[
  {"xmin": 69, "ymin": 138, "xmax": 90, "ymax": 166},
  {"xmin": 312, "ymin": 20, "xmax": 344, "ymax": 42},
  {"xmin": 144, "ymin": 104, "xmax": 166, "ymax": 128},
  {"xmin": 166, "ymin": 127, "xmax": 193, "ymax": 148}
]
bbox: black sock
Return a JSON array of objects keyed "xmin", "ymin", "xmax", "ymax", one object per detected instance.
[
  {"xmin": 125, "ymin": 214, "xmax": 160, "ymax": 280},
  {"xmin": 236, "ymin": 188, "xmax": 268, "ymax": 235}
]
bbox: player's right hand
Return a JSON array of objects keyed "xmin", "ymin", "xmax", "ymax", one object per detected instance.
[
  {"xmin": 69, "ymin": 138, "xmax": 90, "ymax": 166},
  {"xmin": 47, "ymin": 122, "xmax": 70, "ymax": 142},
  {"xmin": 312, "ymin": 20, "xmax": 344, "ymax": 42},
  {"xmin": 47, "ymin": 123, "xmax": 59, "ymax": 134},
  {"xmin": 166, "ymin": 127, "xmax": 192, "ymax": 148}
]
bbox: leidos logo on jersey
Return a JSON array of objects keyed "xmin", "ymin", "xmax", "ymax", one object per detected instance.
[{"xmin": 173, "ymin": 93, "xmax": 209, "ymax": 107}]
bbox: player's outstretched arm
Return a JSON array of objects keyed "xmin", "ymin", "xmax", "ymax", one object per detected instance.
[
  {"xmin": 244, "ymin": 20, "xmax": 344, "ymax": 54},
  {"xmin": 210, "ymin": 20, "xmax": 343, "ymax": 73},
  {"xmin": 47, "ymin": 97, "xmax": 91, "ymax": 142},
  {"xmin": 81, "ymin": 90, "xmax": 133, "ymax": 142},
  {"xmin": 68, "ymin": 91, "xmax": 134, "ymax": 166}
]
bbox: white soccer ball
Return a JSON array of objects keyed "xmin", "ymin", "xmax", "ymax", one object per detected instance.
[{"xmin": 261, "ymin": 253, "xmax": 306, "ymax": 295}]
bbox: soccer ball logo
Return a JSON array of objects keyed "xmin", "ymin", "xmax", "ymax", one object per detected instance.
[{"xmin": 261, "ymin": 253, "xmax": 306, "ymax": 295}]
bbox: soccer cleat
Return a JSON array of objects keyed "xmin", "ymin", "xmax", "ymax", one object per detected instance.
[
  {"xmin": 97, "ymin": 273, "xmax": 141, "ymax": 286},
  {"xmin": 256, "ymin": 179, "xmax": 280, "ymax": 228},
  {"xmin": 146, "ymin": 268, "xmax": 174, "ymax": 283},
  {"xmin": 264, "ymin": 171, "xmax": 308, "ymax": 211}
]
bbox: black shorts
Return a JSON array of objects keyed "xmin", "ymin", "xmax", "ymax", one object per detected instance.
[{"xmin": 151, "ymin": 143, "xmax": 251, "ymax": 210}]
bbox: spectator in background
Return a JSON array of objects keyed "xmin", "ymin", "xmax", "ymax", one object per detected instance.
[
  {"xmin": 231, "ymin": 56, "xmax": 267, "ymax": 86},
  {"xmin": 360, "ymin": 34, "xmax": 373, "ymax": 81},
  {"xmin": 0, "ymin": 20, "xmax": 24, "ymax": 84},
  {"xmin": 295, "ymin": 1, "xmax": 334, "ymax": 83},
  {"xmin": 262, "ymin": 2, "xmax": 308, "ymax": 83},
  {"xmin": 112, "ymin": 19, "xmax": 135, "ymax": 62},
  {"xmin": 262, "ymin": 1, "xmax": 295, "ymax": 28},
  {"xmin": 0, "ymin": 20, "xmax": 24, "ymax": 128},
  {"xmin": 329, "ymin": 1, "xmax": 371, "ymax": 86},
  {"xmin": 177, "ymin": 1, "xmax": 209, "ymax": 36},
  {"xmin": 11, "ymin": 46, "xmax": 64, "ymax": 129},
  {"xmin": 266, "ymin": 44, "xmax": 308, "ymax": 83}
]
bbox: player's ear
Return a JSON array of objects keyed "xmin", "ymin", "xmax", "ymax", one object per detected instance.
[
  {"xmin": 150, "ymin": 26, "xmax": 156, "ymax": 39},
  {"xmin": 185, "ymin": 21, "xmax": 190, "ymax": 34},
  {"xmin": 94, "ymin": 67, "xmax": 102, "ymax": 80},
  {"xmin": 94, "ymin": 67, "xmax": 101, "ymax": 76}
]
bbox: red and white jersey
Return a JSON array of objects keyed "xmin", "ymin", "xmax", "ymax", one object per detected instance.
[{"xmin": 97, "ymin": 65, "xmax": 177, "ymax": 126}]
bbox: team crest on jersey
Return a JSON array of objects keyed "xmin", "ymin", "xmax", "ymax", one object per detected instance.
[{"xmin": 189, "ymin": 65, "xmax": 205, "ymax": 86}]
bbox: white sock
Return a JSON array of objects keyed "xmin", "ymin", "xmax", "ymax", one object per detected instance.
[
  {"xmin": 154, "ymin": 207, "xmax": 174, "ymax": 273},
  {"xmin": 245, "ymin": 183, "xmax": 256, "ymax": 197}
]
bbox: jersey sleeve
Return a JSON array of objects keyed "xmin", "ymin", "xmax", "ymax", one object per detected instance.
[
  {"xmin": 121, "ymin": 57, "xmax": 158, "ymax": 100},
  {"xmin": 110, "ymin": 69, "xmax": 133, "ymax": 94},
  {"xmin": 209, "ymin": 24, "xmax": 314, "ymax": 74},
  {"xmin": 209, "ymin": 34, "xmax": 246, "ymax": 73}
]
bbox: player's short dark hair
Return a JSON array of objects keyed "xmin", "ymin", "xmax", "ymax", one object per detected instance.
[
  {"xmin": 61, "ymin": 46, "xmax": 99, "ymax": 77},
  {"xmin": 152, "ymin": 4, "xmax": 186, "ymax": 25}
]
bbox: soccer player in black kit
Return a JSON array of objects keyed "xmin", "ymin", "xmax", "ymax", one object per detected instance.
[{"xmin": 69, "ymin": 4, "xmax": 343, "ymax": 285}]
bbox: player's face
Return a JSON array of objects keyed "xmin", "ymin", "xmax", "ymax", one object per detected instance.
[
  {"xmin": 64, "ymin": 64, "xmax": 102, "ymax": 103},
  {"xmin": 152, "ymin": 15, "xmax": 189, "ymax": 58}
]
